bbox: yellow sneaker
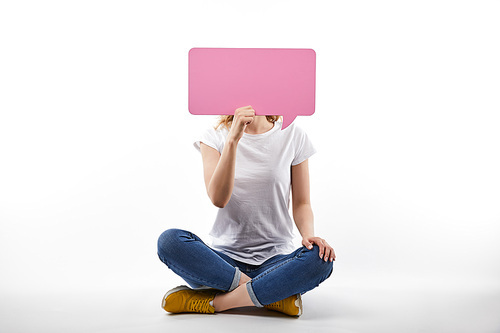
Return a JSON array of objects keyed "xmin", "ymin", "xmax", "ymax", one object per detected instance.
[
  {"xmin": 264, "ymin": 294, "xmax": 303, "ymax": 317},
  {"xmin": 161, "ymin": 285, "xmax": 219, "ymax": 314}
]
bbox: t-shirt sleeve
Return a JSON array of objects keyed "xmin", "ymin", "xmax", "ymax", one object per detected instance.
[
  {"xmin": 292, "ymin": 126, "xmax": 317, "ymax": 166},
  {"xmin": 193, "ymin": 127, "xmax": 223, "ymax": 154}
]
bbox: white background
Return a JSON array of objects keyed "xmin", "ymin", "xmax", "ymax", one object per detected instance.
[{"xmin": 1, "ymin": 1, "xmax": 499, "ymax": 332}]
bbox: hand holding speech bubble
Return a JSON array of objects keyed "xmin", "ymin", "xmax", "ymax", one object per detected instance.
[{"xmin": 188, "ymin": 48, "xmax": 316, "ymax": 130}]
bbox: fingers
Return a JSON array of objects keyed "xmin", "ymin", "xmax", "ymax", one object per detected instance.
[
  {"xmin": 325, "ymin": 241, "xmax": 335, "ymax": 262},
  {"xmin": 306, "ymin": 237, "xmax": 326, "ymax": 260},
  {"xmin": 304, "ymin": 237, "xmax": 336, "ymax": 262},
  {"xmin": 235, "ymin": 106, "xmax": 256, "ymax": 117},
  {"xmin": 322, "ymin": 240, "xmax": 334, "ymax": 262},
  {"xmin": 317, "ymin": 239, "xmax": 326, "ymax": 260},
  {"xmin": 317, "ymin": 239, "xmax": 335, "ymax": 262},
  {"xmin": 243, "ymin": 117, "xmax": 253, "ymax": 125},
  {"xmin": 323, "ymin": 245, "xmax": 331, "ymax": 262},
  {"xmin": 234, "ymin": 106, "xmax": 256, "ymax": 127},
  {"xmin": 302, "ymin": 239, "xmax": 313, "ymax": 250},
  {"xmin": 238, "ymin": 114, "xmax": 255, "ymax": 126}
]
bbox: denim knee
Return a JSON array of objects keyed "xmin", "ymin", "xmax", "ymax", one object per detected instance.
[
  {"xmin": 157, "ymin": 228, "xmax": 187, "ymax": 263},
  {"xmin": 303, "ymin": 245, "xmax": 334, "ymax": 282}
]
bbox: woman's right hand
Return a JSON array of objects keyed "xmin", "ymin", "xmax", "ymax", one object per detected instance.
[{"xmin": 227, "ymin": 105, "xmax": 255, "ymax": 142}]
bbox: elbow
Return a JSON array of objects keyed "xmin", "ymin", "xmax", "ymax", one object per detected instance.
[
  {"xmin": 213, "ymin": 201, "xmax": 226, "ymax": 208},
  {"xmin": 211, "ymin": 197, "xmax": 227, "ymax": 208},
  {"xmin": 208, "ymin": 192, "xmax": 228, "ymax": 208},
  {"xmin": 207, "ymin": 184, "xmax": 231, "ymax": 208}
]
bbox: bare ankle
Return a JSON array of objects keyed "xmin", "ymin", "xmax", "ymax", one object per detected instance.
[
  {"xmin": 239, "ymin": 273, "xmax": 251, "ymax": 286},
  {"xmin": 213, "ymin": 284, "xmax": 254, "ymax": 312},
  {"xmin": 212, "ymin": 293, "xmax": 222, "ymax": 312}
]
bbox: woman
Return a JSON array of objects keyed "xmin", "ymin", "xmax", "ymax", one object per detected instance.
[{"xmin": 157, "ymin": 105, "xmax": 335, "ymax": 316}]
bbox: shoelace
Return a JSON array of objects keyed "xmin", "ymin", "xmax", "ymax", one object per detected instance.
[{"xmin": 189, "ymin": 297, "xmax": 212, "ymax": 313}]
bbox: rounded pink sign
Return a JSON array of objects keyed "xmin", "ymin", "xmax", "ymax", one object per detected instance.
[{"xmin": 188, "ymin": 47, "xmax": 316, "ymax": 129}]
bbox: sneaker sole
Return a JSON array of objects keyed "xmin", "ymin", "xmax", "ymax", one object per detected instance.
[{"xmin": 295, "ymin": 294, "xmax": 303, "ymax": 317}]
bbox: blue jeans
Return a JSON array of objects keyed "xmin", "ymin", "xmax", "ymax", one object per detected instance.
[{"xmin": 157, "ymin": 228, "xmax": 334, "ymax": 307}]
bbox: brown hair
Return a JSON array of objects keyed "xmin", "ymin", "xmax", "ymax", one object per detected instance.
[{"xmin": 213, "ymin": 115, "xmax": 282, "ymax": 131}]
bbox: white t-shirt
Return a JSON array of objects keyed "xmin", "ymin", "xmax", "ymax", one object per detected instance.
[{"xmin": 193, "ymin": 120, "xmax": 317, "ymax": 265}]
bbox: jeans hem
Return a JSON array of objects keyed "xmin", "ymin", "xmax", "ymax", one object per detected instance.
[
  {"xmin": 228, "ymin": 267, "xmax": 241, "ymax": 292},
  {"xmin": 246, "ymin": 281, "xmax": 263, "ymax": 307}
]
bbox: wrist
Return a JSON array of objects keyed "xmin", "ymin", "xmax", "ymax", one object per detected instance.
[{"xmin": 226, "ymin": 137, "xmax": 239, "ymax": 146}]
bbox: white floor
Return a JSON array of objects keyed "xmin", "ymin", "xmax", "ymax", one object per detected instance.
[{"xmin": 1, "ymin": 277, "xmax": 499, "ymax": 333}]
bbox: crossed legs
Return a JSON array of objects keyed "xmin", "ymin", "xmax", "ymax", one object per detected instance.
[{"xmin": 157, "ymin": 228, "xmax": 333, "ymax": 312}]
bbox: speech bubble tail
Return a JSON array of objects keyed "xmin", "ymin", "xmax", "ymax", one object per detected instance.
[{"xmin": 281, "ymin": 115, "xmax": 297, "ymax": 130}]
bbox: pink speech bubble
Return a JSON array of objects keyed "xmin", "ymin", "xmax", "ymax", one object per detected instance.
[{"xmin": 188, "ymin": 47, "xmax": 315, "ymax": 130}]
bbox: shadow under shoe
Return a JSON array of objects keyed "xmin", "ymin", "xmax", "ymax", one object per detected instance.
[
  {"xmin": 162, "ymin": 285, "xmax": 220, "ymax": 314},
  {"xmin": 264, "ymin": 294, "xmax": 303, "ymax": 317}
]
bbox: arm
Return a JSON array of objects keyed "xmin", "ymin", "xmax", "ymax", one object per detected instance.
[
  {"xmin": 291, "ymin": 159, "xmax": 315, "ymax": 239},
  {"xmin": 200, "ymin": 138, "xmax": 238, "ymax": 208},
  {"xmin": 199, "ymin": 106, "xmax": 257, "ymax": 208},
  {"xmin": 291, "ymin": 159, "xmax": 336, "ymax": 262}
]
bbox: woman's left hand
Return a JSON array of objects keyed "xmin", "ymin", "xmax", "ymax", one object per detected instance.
[{"xmin": 302, "ymin": 236, "xmax": 336, "ymax": 262}]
